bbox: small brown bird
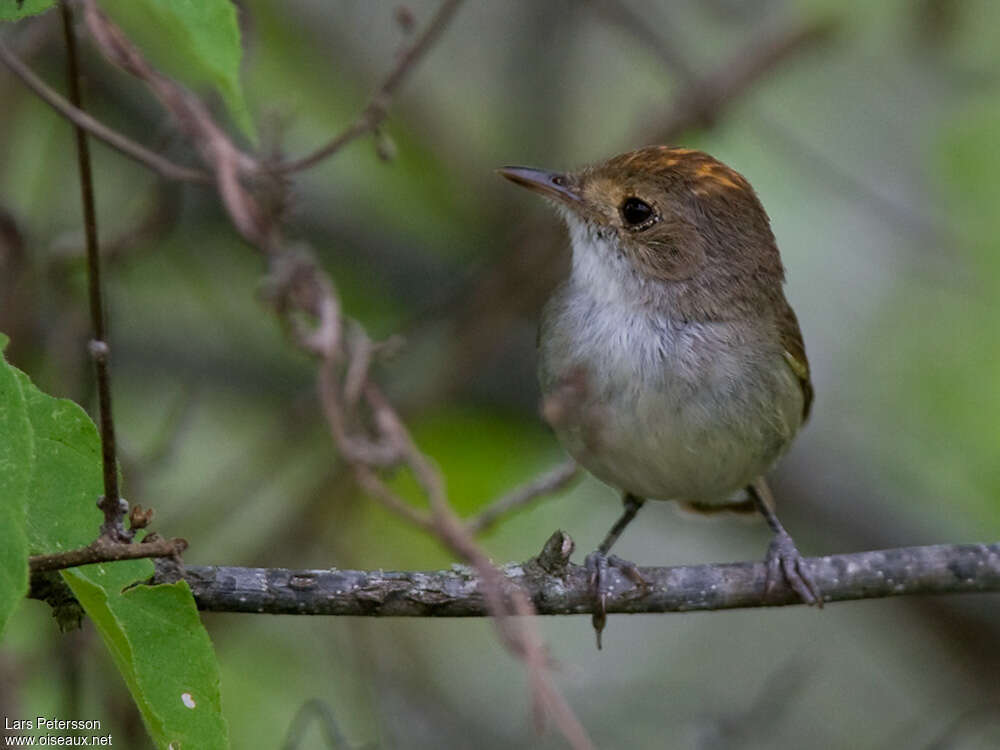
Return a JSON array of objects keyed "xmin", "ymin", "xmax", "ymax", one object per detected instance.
[{"xmin": 499, "ymin": 146, "xmax": 820, "ymax": 645}]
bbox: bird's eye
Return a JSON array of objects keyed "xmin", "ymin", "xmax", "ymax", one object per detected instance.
[{"xmin": 620, "ymin": 197, "xmax": 656, "ymax": 230}]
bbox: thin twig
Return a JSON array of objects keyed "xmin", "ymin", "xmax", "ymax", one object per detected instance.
[
  {"xmin": 169, "ymin": 539, "xmax": 1000, "ymax": 616},
  {"xmin": 276, "ymin": 0, "xmax": 464, "ymax": 173},
  {"xmin": 0, "ymin": 40, "xmax": 208, "ymax": 183},
  {"xmin": 61, "ymin": 0, "xmax": 124, "ymax": 541},
  {"xmin": 280, "ymin": 699, "xmax": 353, "ymax": 750},
  {"xmin": 354, "ymin": 466, "xmax": 434, "ymax": 531},
  {"xmin": 466, "ymin": 460, "xmax": 581, "ymax": 535},
  {"xmin": 29, "ymin": 536, "xmax": 188, "ymax": 574},
  {"xmin": 747, "ymin": 111, "xmax": 949, "ymax": 245},
  {"xmin": 647, "ymin": 17, "xmax": 838, "ymax": 142}
]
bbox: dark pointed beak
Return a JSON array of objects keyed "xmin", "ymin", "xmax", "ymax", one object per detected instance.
[{"xmin": 496, "ymin": 166, "xmax": 583, "ymax": 206}]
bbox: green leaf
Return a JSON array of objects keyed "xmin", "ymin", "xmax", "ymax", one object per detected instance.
[
  {"xmin": 18, "ymin": 368, "xmax": 106, "ymax": 554},
  {"xmin": 100, "ymin": 0, "xmax": 254, "ymax": 139},
  {"xmin": 0, "ymin": 333, "xmax": 31, "ymax": 636},
  {"xmin": 0, "ymin": 0, "xmax": 55, "ymax": 22},
  {"xmin": 4, "ymin": 335, "xmax": 229, "ymax": 749},
  {"xmin": 67, "ymin": 573, "xmax": 229, "ymax": 749}
]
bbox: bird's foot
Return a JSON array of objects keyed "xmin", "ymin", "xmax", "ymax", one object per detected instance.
[
  {"xmin": 764, "ymin": 530, "xmax": 823, "ymax": 607},
  {"xmin": 584, "ymin": 551, "xmax": 648, "ymax": 649}
]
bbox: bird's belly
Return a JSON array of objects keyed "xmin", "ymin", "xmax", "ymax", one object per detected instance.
[
  {"xmin": 540, "ymin": 314, "xmax": 802, "ymax": 504},
  {"xmin": 555, "ymin": 384, "xmax": 778, "ymax": 502}
]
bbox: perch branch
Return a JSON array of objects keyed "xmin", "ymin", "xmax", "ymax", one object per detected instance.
[{"xmin": 175, "ymin": 538, "xmax": 1000, "ymax": 617}]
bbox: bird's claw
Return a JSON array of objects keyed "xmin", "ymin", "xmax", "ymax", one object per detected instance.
[
  {"xmin": 764, "ymin": 531, "xmax": 823, "ymax": 607},
  {"xmin": 585, "ymin": 551, "xmax": 649, "ymax": 649}
]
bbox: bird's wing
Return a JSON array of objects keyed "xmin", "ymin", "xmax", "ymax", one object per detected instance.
[{"xmin": 778, "ymin": 300, "xmax": 813, "ymax": 422}]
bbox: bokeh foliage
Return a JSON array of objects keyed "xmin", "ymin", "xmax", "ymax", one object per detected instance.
[{"xmin": 2, "ymin": 1, "xmax": 1000, "ymax": 748}]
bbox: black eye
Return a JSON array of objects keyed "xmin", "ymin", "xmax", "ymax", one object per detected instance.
[{"xmin": 620, "ymin": 197, "xmax": 656, "ymax": 230}]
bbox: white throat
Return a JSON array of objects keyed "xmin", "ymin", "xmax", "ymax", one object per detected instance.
[{"xmin": 561, "ymin": 212, "xmax": 657, "ymax": 310}]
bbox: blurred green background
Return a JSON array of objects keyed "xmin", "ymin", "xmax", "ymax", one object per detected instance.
[{"xmin": 3, "ymin": 0, "xmax": 1000, "ymax": 747}]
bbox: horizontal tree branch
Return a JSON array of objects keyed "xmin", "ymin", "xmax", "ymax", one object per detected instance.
[{"xmin": 175, "ymin": 535, "xmax": 1000, "ymax": 616}]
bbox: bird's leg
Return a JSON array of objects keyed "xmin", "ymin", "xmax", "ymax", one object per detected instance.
[
  {"xmin": 747, "ymin": 477, "xmax": 822, "ymax": 606},
  {"xmin": 584, "ymin": 492, "xmax": 648, "ymax": 648},
  {"xmin": 597, "ymin": 492, "xmax": 645, "ymax": 554}
]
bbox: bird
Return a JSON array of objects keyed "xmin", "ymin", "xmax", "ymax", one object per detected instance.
[{"xmin": 498, "ymin": 146, "xmax": 820, "ymax": 646}]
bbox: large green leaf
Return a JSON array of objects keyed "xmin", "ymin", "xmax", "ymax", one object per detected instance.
[
  {"xmin": 0, "ymin": 0, "xmax": 54, "ymax": 22},
  {"xmin": 3, "ymin": 335, "xmax": 229, "ymax": 749},
  {"xmin": 0, "ymin": 333, "xmax": 31, "ymax": 636},
  {"xmin": 68, "ymin": 573, "xmax": 229, "ymax": 749},
  {"xmin": 100, "ymin": 0, "xmax": 254, "ymax": 139}
]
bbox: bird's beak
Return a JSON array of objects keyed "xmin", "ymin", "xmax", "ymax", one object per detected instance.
[{"xmin": 496, "ymin": 166, "xmax": 583, "ymax": 206}]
